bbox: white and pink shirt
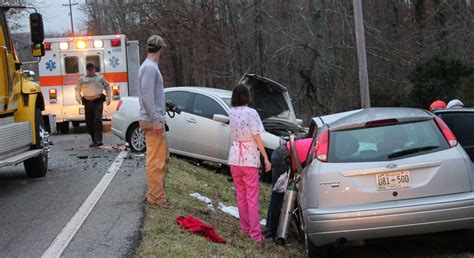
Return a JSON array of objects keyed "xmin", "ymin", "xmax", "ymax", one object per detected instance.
[{"xmin": 228, "ymin": 106, "xmax": 265, "ymax": 168}]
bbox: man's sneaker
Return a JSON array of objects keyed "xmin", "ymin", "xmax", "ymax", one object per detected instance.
[
  {"xmin": 96, "ymin": 142, "xmax": 104, "ymax": 147},
  {"xmin": 89, "ymin": 142, "xmax": 97, "ymax": 147}
]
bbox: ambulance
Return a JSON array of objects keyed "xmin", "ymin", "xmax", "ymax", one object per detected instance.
[{"xmin": 38, "ymin": 34, "xmax": 140, "ymax": 133}]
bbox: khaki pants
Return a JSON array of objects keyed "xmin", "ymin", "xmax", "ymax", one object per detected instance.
[{"xmin": 140, "ymin": 120, "xmax": 169, "ymax": 205}]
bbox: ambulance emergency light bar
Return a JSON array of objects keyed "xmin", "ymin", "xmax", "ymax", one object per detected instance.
[{"xmin": 51, "ymin": 38, "xmax": 113, "ymax": 51}]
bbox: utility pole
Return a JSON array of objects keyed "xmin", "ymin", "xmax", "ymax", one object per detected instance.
[
  {"xmin": 353, "ymin": 0, "xmax": 370, "ymax": 108},
  {"xmin": 62, "ymin": 0, "xmax": 78, "ymax": 37}
]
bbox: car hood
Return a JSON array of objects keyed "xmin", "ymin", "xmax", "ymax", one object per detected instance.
[{"xmin": 239, "ymin": 74, "xmax": 297, "ymax": 124}]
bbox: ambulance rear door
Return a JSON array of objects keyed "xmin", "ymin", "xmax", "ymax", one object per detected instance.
[{"xmin": 61, "ymin": 50, "xmax": 104, "ymax": 107}]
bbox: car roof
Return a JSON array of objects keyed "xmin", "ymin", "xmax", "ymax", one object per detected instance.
[
  {"xmin": 434, "ymin": 108, "xmax": 474, "ymax": 114},
  {"xmin": 166, "ymin": 86, "xmax": 231, "ymax": 98},
  {"xmin": 315, "ymin": 107, "xmax": 433, "ymax": 131}
]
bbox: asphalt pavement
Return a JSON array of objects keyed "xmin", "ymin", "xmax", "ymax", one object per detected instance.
[{"xmin": 0, "ymin": 128, "xmax": 146, "ymax": 257}]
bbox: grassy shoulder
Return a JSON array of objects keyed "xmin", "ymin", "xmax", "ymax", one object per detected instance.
[{"xmin": 138, "ymin": 156, "xmax": 304, "ymax": 257}]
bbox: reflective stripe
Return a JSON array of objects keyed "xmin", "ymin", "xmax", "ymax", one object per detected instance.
[{"xmin": 39, "ymin": 72, "xmax": 128, "ymax": 86}]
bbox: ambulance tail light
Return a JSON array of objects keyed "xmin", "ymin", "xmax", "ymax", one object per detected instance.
[
  {"xmin": 111, "ymin": 39, "xmax": 121, "ymax": 47},
  {"xmin": 112, "ymin": 84, "xmax": 120, "ymax": 100},
  {"xmin": 59, "ymin": 42, "xmax": 69, "ymax": 50},
  {"xmin": 44, "ymin": 42, "xmax": 52, "ymax": 50},
  {"xmin": 116, "ymin": 99, "xmax": 123, "ymax": 111},
  {"xmin": 49, "ymin": 88, "xmax": 58, "ymax": 103}
]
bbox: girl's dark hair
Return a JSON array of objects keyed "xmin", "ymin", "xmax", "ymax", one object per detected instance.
[{"xmin": 231, "ymin": 84, "xmax": 250, "ymax": 107}]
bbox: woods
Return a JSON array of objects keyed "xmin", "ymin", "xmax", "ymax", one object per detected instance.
[{"xmin": 82, "ymin": 0, "xmax": 474, "ymax": 122}]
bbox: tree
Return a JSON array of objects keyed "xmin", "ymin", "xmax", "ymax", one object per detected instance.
[{"xmin": 408, "ymin": 55, "xmax": 474, "ymax": 109}]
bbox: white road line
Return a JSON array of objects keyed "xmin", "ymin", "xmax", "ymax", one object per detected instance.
[{"xmin": 41, "ymin": 151, "xmax": 129, "ymax": 258}]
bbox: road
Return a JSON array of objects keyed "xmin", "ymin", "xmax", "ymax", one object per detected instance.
[{"xmin": 0, "ymin": 129, "xmax": 145, "ymax": 257}]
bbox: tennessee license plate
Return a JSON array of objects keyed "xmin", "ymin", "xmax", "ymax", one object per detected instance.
[
  {"xmin": 376, "ymin": 170, "xmax": 411, "ymax": 191},
  {"xmin": 79, "ymin": 108, "xmax": 85, "ymax": 115}
]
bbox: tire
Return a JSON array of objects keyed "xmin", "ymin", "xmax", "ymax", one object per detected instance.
[
  {"xmin": 57, "ymin": 121, "xmax": 69, "ymax": 134},
  {"xmin": 72, "ymin": 121, "xmax": 80, "ymax": 128},
  {"xmin": 305, "ymin": 233, "xmax": 330, "ymax": 258},
  {"xmin": 126, "ymin": 123, "xmax": 146, "ymax": 153},
  {"xmin": 24, "ymin": 108, "xmax": 49, "ymax": 178}
]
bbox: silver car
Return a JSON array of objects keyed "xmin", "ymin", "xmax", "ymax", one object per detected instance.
[
  {"xmin": 112, "ymin": 76, "xmax": 305, "ymax": 165},
  {"xmin": 299, "ymin": 107, "xmax": 474, "ymax": 256}
]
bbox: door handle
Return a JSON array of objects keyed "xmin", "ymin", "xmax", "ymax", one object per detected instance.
[{"xmin": 186, "ymin": 119, "xmax": 197, "ymax": 124}]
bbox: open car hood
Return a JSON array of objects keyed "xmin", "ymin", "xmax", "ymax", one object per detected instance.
[{"xmin": 239, "ymin": 74, "xmax": 297, "ymax": 124}]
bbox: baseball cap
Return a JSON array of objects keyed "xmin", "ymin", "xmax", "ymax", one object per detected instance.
[
  {"xmin": 147, "ymin": 35, "xmax": 167, "ymax": 48},
  {"xmin": 429, "ymin": 100, "xmax": 446, "ymax": 112},
  {"xmin": 446, "ymin": 99, "xmax": 464, "ymax": 109}
]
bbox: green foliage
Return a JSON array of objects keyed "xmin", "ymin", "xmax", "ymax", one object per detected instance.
[{"xmin": 409, "ymin": 55, "xmax": 474, "ymax": 109}]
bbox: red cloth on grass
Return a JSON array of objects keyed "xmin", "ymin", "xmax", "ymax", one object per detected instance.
[{"xmin": 176, "ymin": 216, "xmax": 227, "ymax": 244}]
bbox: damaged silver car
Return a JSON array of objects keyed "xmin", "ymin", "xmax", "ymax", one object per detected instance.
[{"xmin": 112, "ymin": 75, "xmax": 306, "ymax": 170}]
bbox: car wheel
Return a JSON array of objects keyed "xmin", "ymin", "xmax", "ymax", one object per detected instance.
[
  {"xmin": 305, "ymin": 233, "xmax": 330, "ymax": 258},
  {"xmin": 127, "ymin": 123, "xmax": 146, "ymax": 153},
  {"xmin": 24, "ymin": 108, "xmax": 49, "ymax": 178}
]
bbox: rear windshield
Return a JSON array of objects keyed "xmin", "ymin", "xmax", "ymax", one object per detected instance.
[
  {"xmin": 328, "ymin": 120, "xmax": 449, "ymax": 162},
  {"xmin": 437, "ymin": 112, "xmax": 474, "ymax": 161}
]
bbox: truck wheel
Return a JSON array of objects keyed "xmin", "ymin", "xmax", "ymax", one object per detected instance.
[
  {"xmin": 72, "ymin": 121, "xmax": 80, "ymax": 128},
  {"xmin": 57, "ymin": 121, "xmax": 69, "ymax": 134},
  {"xmin": 126, "ymin": 123, "xmax": 146, "ymax": 153},
  {"xmin": 24, "ymin": 108, "xmax": 49, "ymax": 178}
]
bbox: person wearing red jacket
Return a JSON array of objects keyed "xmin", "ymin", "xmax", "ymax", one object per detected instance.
[{"xmin": 265, "ymin": 137, "xmax": 312, "ymax": 239}]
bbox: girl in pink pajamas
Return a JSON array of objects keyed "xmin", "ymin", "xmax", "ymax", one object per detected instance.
[{"xmin": 228, "ymin": 84, "xmax": 272, "ymax": 242}]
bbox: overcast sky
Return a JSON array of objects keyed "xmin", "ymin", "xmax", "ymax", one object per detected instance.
[{"xmin": 33, "ymin": 0, "xmax": 86, "ymax": 34}]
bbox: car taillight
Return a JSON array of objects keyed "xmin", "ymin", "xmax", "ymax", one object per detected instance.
[
  {"xmin": 434, "ymin": 117, "xmax": 458, "ymax": 148},
  {"xmin": 316, "ymin": 130, "xmax": 330, "ymax": 162},
  {"xmin": 116, "ymin": 99, "xmax": 123, "ymax": 111}
]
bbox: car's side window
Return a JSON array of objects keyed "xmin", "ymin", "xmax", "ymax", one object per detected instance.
[
  {"xmin": 165, "ymin": 91, "xmax": 193, "ymax": 113},
  {"xmin": 191, "ymin": 93, "xmax": 227, "ymax": 120}
]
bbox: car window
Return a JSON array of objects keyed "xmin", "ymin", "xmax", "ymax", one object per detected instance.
[
  {"xmin": 328, "ymin": 120, "xmax": 449, "ymax": 163},
  {"xmin": 221, "ymin": 98, "xmax": 231, "ymax": 107},
  {"xmin": 191, "ymin": 94, "xmax": 227, "ymax": 119},
  {"xmin": 165, "ymin": 91, "xmax": 193, "ymax": 113},
  {"xmin": 0, "ymin": 14, "xmax": 12, "ymax": 51},
  {"xmin": 86, "ymin": 55, "xmax": 101, "ymax": 72},
  {"xmin": 64, "ymin": 56, "xmax": 79, "ymax": 74},
  {"xmin": 438, "ymin": 112, "xmax": 474, "ymax": 161}
]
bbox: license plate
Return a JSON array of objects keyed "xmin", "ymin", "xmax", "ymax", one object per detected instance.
[
  {"xmin": 376, "ymin": 170, "xmax": 411, "ymax": 191},
  {"xmin": 79, "ymin": 108, "xmax": 85, "ymax": 115}
]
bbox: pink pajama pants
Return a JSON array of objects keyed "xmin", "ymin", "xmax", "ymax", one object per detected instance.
[{"xmin": 230, "ymin": 165, "xmax": 264, "ymax": 242}]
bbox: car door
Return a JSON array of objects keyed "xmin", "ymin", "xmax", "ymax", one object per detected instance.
[
  {"xmin": 165, "ymin": 90, "xmax": 194, "ymax": 154},
  {"xmin": 181, "ymin": 93, "xmax": 230, "ymax": 163}
]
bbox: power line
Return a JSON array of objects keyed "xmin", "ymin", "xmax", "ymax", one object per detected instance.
[{"xmin": 62, "ymin": 0, "xmax": 78, "ymax": 36}]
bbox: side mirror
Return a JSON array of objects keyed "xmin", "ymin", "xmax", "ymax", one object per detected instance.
[
  {"xmin": 296, "ymin": 119, "xmax": 303, "ymax": 126},
  {"xmin": 30, "ymin": 13, "xmax": 45, "ymax": 57},
  {"xmin": 213, "ymin": 114, "xmax": 229, "ymax": 124}
]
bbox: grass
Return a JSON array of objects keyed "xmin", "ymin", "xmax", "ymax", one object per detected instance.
[{"xmin": 138, "ymin": 156, "xmax": 304, "ymax": 257}]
